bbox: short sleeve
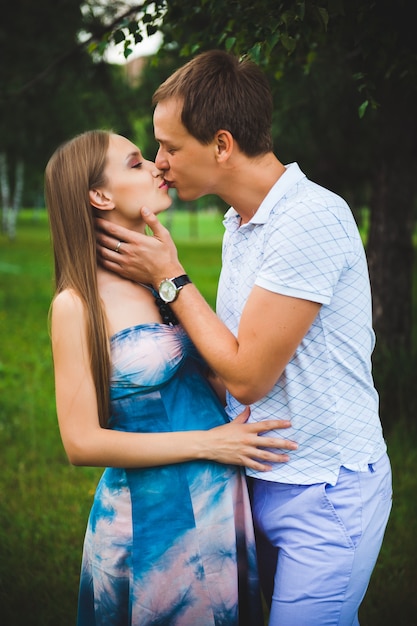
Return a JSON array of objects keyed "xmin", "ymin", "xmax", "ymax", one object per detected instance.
[{"xmin": 256, "ymin": 199, "xmax": 355, "ymax": 304}]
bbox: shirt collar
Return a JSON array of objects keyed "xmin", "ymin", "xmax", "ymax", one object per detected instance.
[{"xmin": 224, "ymin": 162, "xmax": 306, "ymax": 226}]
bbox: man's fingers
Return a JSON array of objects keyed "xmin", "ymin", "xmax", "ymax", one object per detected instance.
[
  {"xmin": 233, "ymin": 406, "xmax": 251, "ymax": 424},
  {"xmin": 95, "ymin": 217, "xmax": 132, "ymax": 241},
  {"xmin": 140, "ymin": 208, "xmax": 169, "ymax": 240}
]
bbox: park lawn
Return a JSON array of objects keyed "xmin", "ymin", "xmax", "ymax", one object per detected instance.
[{"xmin": 0, "ymin": 209, "xmax": 416, "ymax": 625}]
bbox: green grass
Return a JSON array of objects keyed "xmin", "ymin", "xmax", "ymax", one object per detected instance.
[
  {"xmin": 0, "ymin": 209, "xmax": 416, "ymax": 625},
  {"xmin": 359, "ymin": 422, "xmax": 417, "ymax": 625}
]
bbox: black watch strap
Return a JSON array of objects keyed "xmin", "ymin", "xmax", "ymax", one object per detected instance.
[{"xmin": 172, "ymin": 274, "xmax": 192, "ymax": 289}]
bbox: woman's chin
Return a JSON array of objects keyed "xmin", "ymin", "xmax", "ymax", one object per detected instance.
[{"xmin": 152, "ymin": 201, "xmax": 173, "ymax": 216}]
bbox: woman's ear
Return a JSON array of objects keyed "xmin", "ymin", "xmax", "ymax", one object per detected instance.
[{"xmin": 89, "ymin": 188, "xmax": 115, "ymax": 211}]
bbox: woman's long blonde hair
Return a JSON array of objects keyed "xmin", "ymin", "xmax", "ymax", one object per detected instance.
[{"xmin": 45, "ymin": 130, "xmax": 112, "ymax": 427}]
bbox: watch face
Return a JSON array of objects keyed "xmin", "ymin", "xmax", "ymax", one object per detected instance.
[{"xmin": 159, "ymin": 279, "xmax": 177, "ymax": 303}]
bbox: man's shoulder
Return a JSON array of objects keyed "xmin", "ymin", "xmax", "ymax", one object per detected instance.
[{"xmin": 272, "ymin": 173, "xmax": 349, "ymax": 218}]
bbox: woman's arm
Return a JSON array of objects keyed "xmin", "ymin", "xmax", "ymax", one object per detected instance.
[{"xmin": 51, "ymin": 290, "xmax": 297, "ymax": 471}]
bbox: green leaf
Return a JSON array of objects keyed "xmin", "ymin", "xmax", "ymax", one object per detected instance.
[
  {"xmin": 225, "ymin": 37, "xmax": 236, "ymax": 51},
  {"xmin": 248, "ymin": 43, "xmax": 262, "ymax": 64},
  {"xmin": 280, "ymin": 10, "xmax": 293, "ymax": 28},
  {"xmin": 317, "ymin": 7, "xmax": 329, "ymax": 30},
  {"xmin": 147, "ymin": 24, "xmax": 158, "ymax": 37},
  {"xmin": 113, "ymin": 29, "xmax": 126, "ymax": 44},
  {"xmin": 281, "ymin": 32, "xmax": 296, "ymax": 54},
  {"xmin": 87, "ymin": 42, "xmax": 98, "ymax": 54},
  {"xmin": 358, "ymin": 100, "xmax": 369, "ymax": 118},
  {"xmin": 96, "ymin": 41, "xmax": 108, "ymax": 56},
  {"xmin": 128, "ymin": 20, "xmax": 139, "ymax": 34},
  {"xmin": 266, "ymin": 31, "xmax": 280, "ymax": 53}
]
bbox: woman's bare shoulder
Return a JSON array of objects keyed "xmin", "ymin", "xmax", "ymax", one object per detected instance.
[{"xmin": 51, "ymin": 288, "xmax": 85, "ymax": 325}]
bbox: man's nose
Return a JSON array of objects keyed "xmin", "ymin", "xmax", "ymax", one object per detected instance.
[{"xmin": 155, "ymin": 148, "xmax": 168, "ymax": 170}]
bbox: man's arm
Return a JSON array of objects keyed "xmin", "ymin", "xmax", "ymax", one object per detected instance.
[{"xmin": 96, "ymin": 211, "xmax": 320, "ymax": 404}]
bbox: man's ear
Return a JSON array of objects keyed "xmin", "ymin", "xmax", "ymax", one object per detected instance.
[
  {"xmin": 89, "ymin": 188, "xmax": 115, "ymax": 211},
  {"xmin": 215, "ymin": 130, "xmax": 233, "ymax": 162}
]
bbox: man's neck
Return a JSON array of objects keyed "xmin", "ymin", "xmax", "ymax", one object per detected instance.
[{"xmin": 218, "ymin": 152, "xmax": 286, "ymax": 222}]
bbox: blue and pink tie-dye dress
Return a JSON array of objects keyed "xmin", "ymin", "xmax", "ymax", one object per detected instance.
[{"xmin": 76, "ymin": 323, "xmax": 262, "ymax": 626}]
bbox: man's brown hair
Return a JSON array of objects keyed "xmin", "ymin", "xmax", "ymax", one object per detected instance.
[{"xmin": 153, "ymin": 49, "xmax": 273, "ymax": 156}]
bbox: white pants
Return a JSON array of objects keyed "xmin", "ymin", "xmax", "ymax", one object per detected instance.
[{"xmin": 250, "ymin": 453, "xmax": 392, "ymax": 626}]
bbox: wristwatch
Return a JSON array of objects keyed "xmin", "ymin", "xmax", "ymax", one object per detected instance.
[{"xmin": 158, "ymin": 274, "xmax": 192, "ymax": 303}]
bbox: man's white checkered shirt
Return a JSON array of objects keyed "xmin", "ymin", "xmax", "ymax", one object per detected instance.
[{"xmin": 217, "ymin": 162, "xmax": 387, "ymax": 485}]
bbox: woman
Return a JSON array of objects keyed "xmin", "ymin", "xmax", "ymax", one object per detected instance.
[{"xmin": 45, "ymin": 130, "xmax": 296, "ymax": 626}]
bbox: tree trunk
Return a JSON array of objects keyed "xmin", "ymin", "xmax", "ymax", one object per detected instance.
[
  {"xmin": 366, "ymin": 157, "xmax": 416, "ymax": 430},
  {"xmin": 7, "ymin": 159, "xmax": 25, "ymax": 239},
  {"xmin": 0, "ymin": 154, "xmax": 24, "ymax": 240},
  {"xmin": 0, "ymin": 152, "xmax": 10, "ymax": 233},
  {"xmin": 366, "ymin": 159, "xmax": 415, "ymax": 351}
]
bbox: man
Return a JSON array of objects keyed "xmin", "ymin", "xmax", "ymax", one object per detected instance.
[{"xmin": 96, "ymin": 50, "xmax": 392, "ymax": 626}]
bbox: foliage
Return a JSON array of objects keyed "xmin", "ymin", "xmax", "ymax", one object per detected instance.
[
  {"xmin": 0, "ymin": 212, "xmax": 416, "ymax": 624},
  {"xmin": 0, "ymin": 0, "xmax": 139, "ymax": 216},
  {"xmin": 83, "ymin": 0, "xmax": 166, "ymax": 59},
  {"xmin": 107, "ymin": 0, "xmax": 416, "ymax": 114}
]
